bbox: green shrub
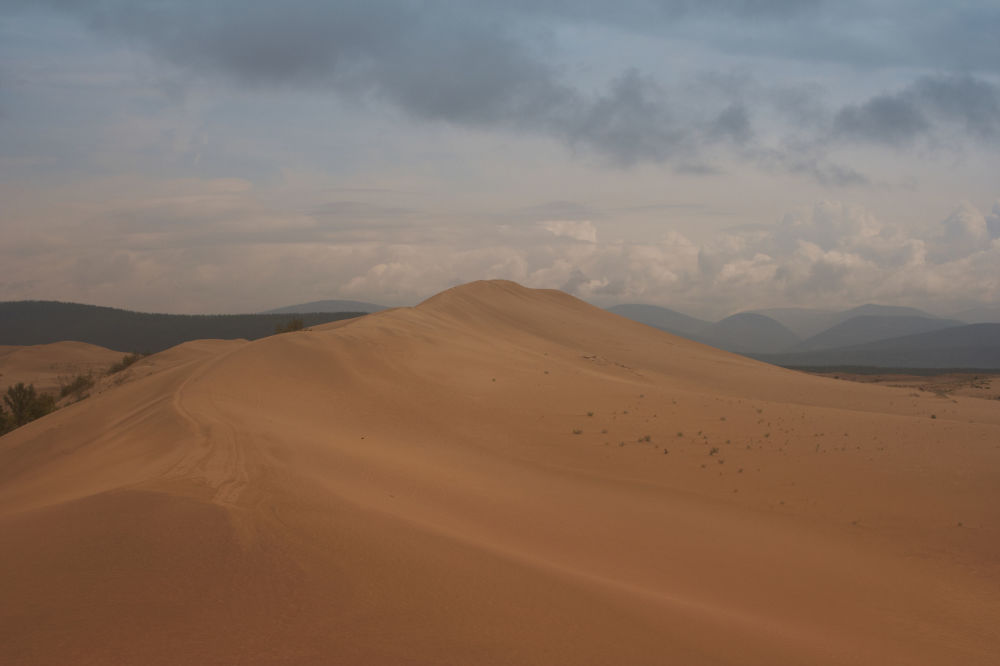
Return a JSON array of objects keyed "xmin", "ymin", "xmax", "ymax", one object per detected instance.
[
  {"xmin": 60, "ymin": 373, "xmax": 95, "ymax": 398},
  {"xmin": 107, "ymin": 353, "xmax": 146, "ymax": 375},
  {"xmin": 3, "ymin": 382, "xmax": 56, "ymax": 430},
  {"xmin": 275, "ymin": 317, "xmax": 305, "ymax": 334}
]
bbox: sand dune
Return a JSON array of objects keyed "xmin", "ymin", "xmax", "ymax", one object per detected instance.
[
  {"xmin": 1, "ymin": 280, "xmax": 998, "ymax": 664},
  {"xmin": 0, "ymin": 341, "xmax": 123, "ymax": 397}
]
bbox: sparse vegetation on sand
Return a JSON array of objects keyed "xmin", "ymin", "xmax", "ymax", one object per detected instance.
[
  {"xmin": 59, "ymin": 372, "xmax": 95, "ymax": 399},
  {"xmin": 275, "ymin": 317, "xmax": 305, "ymax": 334},
  {"xmin": 1, "ymin": 382, "xmax": 56, "ymax": 434},
  {"xmin": 107, "ymin": 352, "xmax": 146, "ymax": 375}
]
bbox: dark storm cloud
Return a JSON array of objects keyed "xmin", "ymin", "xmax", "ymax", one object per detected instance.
[
  {"xmin": 2, "ymin": 0, "xmax": 736, "ymax": 166},
  {"xmin": 913, "ymin": 76, "xmax": 1000, "ymax": 140},
  {"xmin": 4, "ymin": 1, "xmax": 998, "ymax": 177},
  {"xmin": 834, "ymin": 75, "xmax": 1000, "ymax": 147},
  {"xmin": 754, "ymin": 149, "xmax": 870, "ymax": 187},
  {"xmin": 709, "ymin": 104, "xmax": 753, "ymax": 144},
  {"xmin": 562, "ymin": 69, "xmax": 689, "ymax": 165},
  {"xmin": 834, "ymin": 95, "xmax": 930, "ymax": 146}
]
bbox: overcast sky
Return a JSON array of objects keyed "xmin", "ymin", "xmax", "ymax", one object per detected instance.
[{"xmin": 1, "ymin": 1, "xmax": 998, "ymax": 317}]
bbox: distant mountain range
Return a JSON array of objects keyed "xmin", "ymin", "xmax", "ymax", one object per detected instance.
[
  {"xmin": 753, "ymin": 324, "xmax": 1000, "ymax": 369},
  {"xmin": 751, "ymin": 304, "xmax": 949, "ymax": 338},
  {"xmin": 697, "ymin": 313, "xmax": 799, "ymax": 354},
  {"xmin": 954, "ymin": 305, "xmax": 1000, "ymax": 324},
  {"xmin": 2, "ymin": 297, "xmax": 997, "ymax": 370},
  {"xmin": 263, "ymin": 299, "xmax": 388, "ymax": 314},
  {"xmin": 0, "ymin": 301, "xmax": 367, "ymax": 353},
  {"xmin": 605, "ymin": 304, "xmax": 708, "ymax": 336},
  {"xmin": 608, "ymin": 302, "xmax": 1000, "ymax": 369},
  {"xmin": 789, "ymin": 315, "xmax": 965, "ymax": 352}
]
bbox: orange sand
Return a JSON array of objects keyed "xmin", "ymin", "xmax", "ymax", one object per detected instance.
[
  {"xmin": 1, "ymin": 281, "xmax": 998, "ymax": 664},
  {"xmin": 0, "ymin": 341, "xmax": 123, "ymax": 397}
]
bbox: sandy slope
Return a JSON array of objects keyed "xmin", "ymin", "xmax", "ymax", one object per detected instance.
[
  {"xmin": 1, "ymin": 280, "xmax": 998, "ymax": 665},
  {"xmin": 0, "ymin": 341, "xmax": 123, "ymax": 397}
]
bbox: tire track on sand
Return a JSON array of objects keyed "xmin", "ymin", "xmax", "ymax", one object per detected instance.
[{"xmin": 166, "ymin": 346, "xmax": 253, "ymax": 507}]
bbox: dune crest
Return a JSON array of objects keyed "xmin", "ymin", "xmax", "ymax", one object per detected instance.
[
  {"xmin": 2, "ymin": 280, "xmax": 998, "ymax": 665},
  {"xmin": 0, "ymin": 341, "xmax": 123, "ymax": 397}
]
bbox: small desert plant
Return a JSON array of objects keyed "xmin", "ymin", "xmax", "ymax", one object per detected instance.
[
  {"xmin": 587, "ymin": 411, "xmax": 594, "ymax": 417},
  {"xmin": 572, "ymin": 428, "xmax": 583, "ymax": 435},
  {"xmin": 108, "ymin": 352, "xmax": 146, "ymax": 375},
  {"xmin": 709, "ymin": 447, "xmax": 719, "ymax": 456},
  {"xmin": 275, "ymin": 317, "xmax": 305, "ymax": 334},
  {"xmin": 60, "ymin": 372, "xmax": 95, "ymax": 399}
]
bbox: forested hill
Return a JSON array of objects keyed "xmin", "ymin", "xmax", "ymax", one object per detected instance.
[{"xmin": 0, "ymin": 301, "xmax": 365, "ymax": 353}]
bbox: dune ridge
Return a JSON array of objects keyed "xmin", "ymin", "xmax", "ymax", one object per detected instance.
[
  {"xmin": 1, "ymin": 280, "xmax": 998, "ymax": 664},
  {"xmin": 0, "ymin": 341, "xmax": 123, "ymax": 397}
]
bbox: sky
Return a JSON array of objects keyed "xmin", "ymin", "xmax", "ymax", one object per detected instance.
[{"xmin": 1, "ymin": 1, "xmax": 998, "ymax": 318}]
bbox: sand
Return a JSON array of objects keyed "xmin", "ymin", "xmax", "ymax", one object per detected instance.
[
  {"xmin": 811, "ymin": 370, "xmax": 1000, "ymax": 401},
  {"xmin": 0, "ymin": 341, "xmax": 124, "ymax": 398},
  {"xmin": 1, "ymin": 280, "xmax": 998, "ymax": 664}
]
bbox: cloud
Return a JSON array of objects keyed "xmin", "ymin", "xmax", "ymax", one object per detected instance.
[
  {"xmin": 540, "ymin": 220, "xmax": 597, "ymax": 243},
  {"xmin": 13, "ymin": 0, "xmax": 996, "ymax": 182},
  {"xmin": 4, "ymin": 171, "xmax": 996, "ymax": 316},
  {"xmin": 834, "ymin": 95, "xmax": 930, "ymax": 146},
  {"xmin": 988, "ymin": 202, "xmax": 1000, "ymax": 239},
  {"xmin": 833, "ymin": 75, "xmax": 1000, "ymax": 147},
  {"xmin": 931, "ymin": 201, "xmax": 991, "ymax": 263}
]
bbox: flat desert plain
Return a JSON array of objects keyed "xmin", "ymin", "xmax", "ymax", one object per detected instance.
[
  {"xmin": 1, "ymin": 280, "xmax": 998, "ymax": 664},
  {"xmin": 811, "ymin": 370, "xmax": 1000, "ymax": 402}
]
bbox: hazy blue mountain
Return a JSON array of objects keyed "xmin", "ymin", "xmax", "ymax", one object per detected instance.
[
  {"xmin": 0, "ymin": 301, "xmax": 366, "ymax": 353},
  {"xmin": 746, "ymin": 307, "xmax": 839, "ymax": 338},
  {"xmin": 752, "ymin": 303, "xmax": 945, "ymax": 338},
  {"xmin": 606, "ymin": 304, "xmax": 709, "ymax": 336},
  {"xmin": 838, "ymin": 304, "xmax": 935, "ymax": 320},
  {"xmin": 754, "ymin": 324, "xmax": 1000, "ymax": 369},
  {"xmin": 696, "ymin": 313, "xmax": 800, "ymax": 354},
  {"xmin": 791, "ymin": 315, "xmax": 965, "ymax": 352},
  {"xmin": 263, "ymin": 299, "xmax": 387, "ymax": 314},
  {"xmin": 609, "ymin": 305, "xmax": 799, "ymax": 353},
  {"xmin": 952, "ymin": 305, "xmax": 1000, "ymax": 324}
]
